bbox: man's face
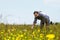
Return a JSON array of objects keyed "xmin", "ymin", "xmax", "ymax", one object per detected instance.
[{"xmin": 34, "ymin": 13, "xmax": 39, "ymax": 17}]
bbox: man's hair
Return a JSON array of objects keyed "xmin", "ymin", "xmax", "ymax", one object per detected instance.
[{"xmin": 33, "ymin": 11, "xmax": 38, "ymax": 14}]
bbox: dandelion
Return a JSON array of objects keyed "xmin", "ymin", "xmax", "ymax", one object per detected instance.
[
  {"xmin": 24, "ymin": 33, "xmax": 26, "ymax": 35},
  {"xmin": 20, "ymin": 34, "xmax": 24, "ymax": 37},
  {"xmin": 8, "ymin": 29, "xmax": 10, "ymax": 32},
  {"xmin": 1, "ymin": 31, "xmax": 4, "ymax": 34},
  {"xmin": 32, "ymin": 32, "xmax": 35, "ymax": 35},
  {"xmin": 16, "ymin": 36, "xmax": 21, "ymax": 40},
  {"xmin": 4, "ymin": 37, "xmax": 6, "ymax": 40},
  {"xmin": 25, "ymin": 37, "xmax": 27, "ymax": 39},
  {"xmin": 12, "ymin": 37, "xmax": 15, "ymax": 40},
  {"xmin": 38, "ymin": 29, "xmax": 40, "ymax": 32},
  {"xmin": 7, "ymin": 39, "xmax": 10, "ymax": 40},
  {"xmin": 8, "ymin": 37, "xmax": 11, "ymax": 39},
  {"xmin": 40, "ymin": 34, "xmax": 44, "ymax": 38},
  {"xmin": 29, "ymin": 39, "xmax": 32, "ymax": 40},
  {"xmin": 32, "ymin": 31, "xmax": 36, "ymax": 37},
  {"xmin": 16, "ymin": 34, "xmax": 21, "ymax": 40},
  {"xmin": 11, "ymin": 33, "xmax": 13, "ymax": 36},
  {"xmin": 46, "ymin": 34, "xmax": 55, "ymax": 40},
  {"xmin": 17, "ymin": 34, "xmax": 24, "ymax": 37},
  {"xmin": 9, "ymin": 37, "xmax": 11, "ymax": 38},
  {"xmin": 50, "ymin": 30, "xmax": 53, "ymax": 33}
]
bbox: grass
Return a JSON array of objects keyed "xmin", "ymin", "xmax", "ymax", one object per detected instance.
[{"xmin": 0, "ymin": 23, "xmax": 60, "ymax": 40}]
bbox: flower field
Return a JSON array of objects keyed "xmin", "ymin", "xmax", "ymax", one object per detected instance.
[{"xmin": 0, "ymin": 23, "xmax": 60, "ymax": 40}]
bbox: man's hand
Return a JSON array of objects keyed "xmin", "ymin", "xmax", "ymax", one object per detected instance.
[{"xmin": 31, "ymin": 23, "xmax": 36, "ymax": 29}]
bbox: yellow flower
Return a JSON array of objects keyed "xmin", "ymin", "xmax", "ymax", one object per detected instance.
[
  {"xmin": 40, "ymin": 34, "xmax": 44, "ymax": 38},
  {"xmin": 29, "ymin": 39, "xmax": 32, "ymax": 40},
  {"xmin": 11, "ymin": 33, "xmax": 13, "ymax": 36},
  {"xmin": 39, "ymin": 39, "xmax": 42, "ymax": 40},
  {"xmin": 17, "ymin": 34, "xmax": 24, "ymax": 37},
  {"xmin": 4, "ymin": 37, "xmax": 6, "ymax": 40},
  {"xmin": 9, "ymin": 37, "xmax": 11, "ymax": 39},
  {"xmin": 25, "ymin": 37, "xmax": 27, "ymax": 39},
  {"xmin": 50, "ymin": 30, "xmax": 53, "ymax": 33},
  {"xmin": 47, "ymin": 38, "xmax": 54, "ymax": 40},
  {"xmin": 1, "ymin": 31, "xmax": 4, "ymax": 34},
  {"xmin": 46, "ymin": 34, "xmax": 55, "ymax": 39},
  {"xmin": 16, "ymin": 34, "xmax": 24, "ymax": 40},
  {"xmin": 24, "ymin": 33, "xmax": 26, "ymax": 35},
  {"xmin": 7, "ymin": 39, "xmax": 10, "ymax": 40},
  {"xmin": 32, "ymin": 32, "xmax": 36, "ymax": 37},
  {"xmin": 20, "ymin": 34, "xmax": 24, "ymax": 37},
  {"xmin": 8, "ymin": 29, "xmax": 11, "ymax": 33},
  {"xmin": 32, "ymin": 32, "xmax": 35, "ymax": 35},
  {"xmin": 16, "ymin": 36, "xmax": 21, "ymax": 40},
  {"xmin": 38, "ymin": 29, "xmax": 40, "ymax": 32},
  {"xmin": 16, "ymin": 34, "xmax": 21, "ymax": 40}
]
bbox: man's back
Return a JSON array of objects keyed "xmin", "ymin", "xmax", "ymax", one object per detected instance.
[{"xmin": 39, "ymin": 11, "xmax": 49, "ymax": 18}]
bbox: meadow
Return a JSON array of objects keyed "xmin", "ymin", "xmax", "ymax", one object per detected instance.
[{"xmin": 0, "ymin": 23, "xmax": 60, "ymax": 40}]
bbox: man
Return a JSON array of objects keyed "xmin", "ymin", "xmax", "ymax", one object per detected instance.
[{"xmin": 32, "ymin": 11, "xmax": 50, "ymax": 29}]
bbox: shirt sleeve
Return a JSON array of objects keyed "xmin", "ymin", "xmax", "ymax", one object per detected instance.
[{"xmin": 33, "ymin": 17, "xmax": 37, "ymax": 23}]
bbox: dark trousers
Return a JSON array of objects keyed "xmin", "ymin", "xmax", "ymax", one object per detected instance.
[{"xmin": 40, "ymin": 19, "xmax": 50, "ymax": 29}]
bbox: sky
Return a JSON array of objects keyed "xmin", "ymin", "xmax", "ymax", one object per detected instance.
[{"xmin": 0, "ymin": 0, "xmax": 60, "ymax": 24}]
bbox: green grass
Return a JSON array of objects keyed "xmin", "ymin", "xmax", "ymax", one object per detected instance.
[{"xmin": 0, "ymin": 23, "xmax": 60, "ymax": 40}]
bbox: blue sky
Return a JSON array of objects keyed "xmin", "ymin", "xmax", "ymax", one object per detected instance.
[{"xmin": 0, "ymin": 0, "xmax": 60, "ymax": 24}]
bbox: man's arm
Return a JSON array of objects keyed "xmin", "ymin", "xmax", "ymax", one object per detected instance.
[{"xmin": 31, "ymin": 17, "xmax": 37, "ymax": 29}]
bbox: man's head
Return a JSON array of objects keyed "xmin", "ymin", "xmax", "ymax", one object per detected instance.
[{"xmin": 33, "ymin": 11, "xmax": 39, "ymax": 17}]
